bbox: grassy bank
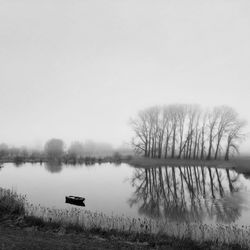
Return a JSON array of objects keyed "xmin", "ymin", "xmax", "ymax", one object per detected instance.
[
  {"xmin": 2, "ymin": 155, "xmax": 250, "ymax": 175},
  {"xmin": 126, "ymin": 157, "xmax": 232, "ymax": 168},
  {"xmin": 126, "ymin": 156, "xmax": 250, "ymax": 173},
  {"xmin": 0, "ymin": 188, "xmax": 249, "ymax": 249}
]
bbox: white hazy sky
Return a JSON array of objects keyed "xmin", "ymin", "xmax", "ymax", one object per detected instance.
[{"xmin": 0, "ymin": 0, "xmax": 250, "ymax": 152}]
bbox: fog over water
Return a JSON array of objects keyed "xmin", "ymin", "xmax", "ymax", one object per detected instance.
[{"xmin": 0, "ymin": 1, "xmax": 250, "ymax": 153}]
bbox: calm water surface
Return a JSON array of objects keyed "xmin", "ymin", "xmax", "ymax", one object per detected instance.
[{"xmin": 1, "ymin": 162, "xmax": 250, "ymax": 226}]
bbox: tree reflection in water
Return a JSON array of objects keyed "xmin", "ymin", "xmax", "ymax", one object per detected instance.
[
  {"xmin": 128, "ymin": 166, "xmax": 243, "ymax": 224},
  {"xmin": 45, "ymin": 160, "xmax": 63, "ymax": 173}
]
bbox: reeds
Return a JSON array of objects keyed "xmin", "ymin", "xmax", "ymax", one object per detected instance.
[
  {"xmin": 25, "ymin": 204, "xmax": 153, "ymax": 234},
  {"xmin": 25, "ymin": 203, "xmax": 250, "ymax": 247},
  {"xmin": 0, "ymin": 188, "xmax": 26, "ymax": 215},
  {"xmin": 1, "ymin": 188, "xmax": 250, "ymax": 248}
]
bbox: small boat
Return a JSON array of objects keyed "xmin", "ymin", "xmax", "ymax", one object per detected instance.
[{"xmin": 65, "ymin": 196, "xmax": 85, "ymax": 206}]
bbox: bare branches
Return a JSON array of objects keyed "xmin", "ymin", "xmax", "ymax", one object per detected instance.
[{"xmin": 130, "ymin": 104, "xmax": 247, "ymax": 161}]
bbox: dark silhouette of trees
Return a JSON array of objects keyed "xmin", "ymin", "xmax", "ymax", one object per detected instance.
[
  {"xmin": 224, "ymin": 119, "xmax": 247, "ymax": 160},
  {"xmin": 44, "ymin": 138, "xmax": 64, "ymax": 160},
  {"xmin": 212, "ymin": 106, "xmax": 240, "ymax": 160},
  {"xmin": 206, "ymin": 108, "xmax": 220, "ymax": 160},
  {"xmin": 131, "ymin": 104, "xmax": 246, "ymax": 161},
  {"xmin": 0, "ymin": 143, "xmax": 9, "ymax": 158},
  {"xmin": 68, "ymin": 141, "xmax": 84, "ymax": 159}
]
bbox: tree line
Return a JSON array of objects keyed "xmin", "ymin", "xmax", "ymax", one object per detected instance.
[
  {"xmin": 130, "ymin": 104, "xmax": 246, "ymax": 161},
  {"xmin": 0, "ymin": 139, "xmax": 131, "ymax": 163}
]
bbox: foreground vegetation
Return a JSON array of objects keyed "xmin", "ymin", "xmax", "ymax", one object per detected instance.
[{"xmin": 0, "ymin": 188, "xmax": 249, "ymax": 249}]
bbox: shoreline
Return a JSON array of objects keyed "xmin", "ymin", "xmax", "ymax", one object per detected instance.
[
  {"xmin": 0, "ymin": 188, "xmax": 249, "ymax": 249},
  {"xmin": 1, "ymin": 155, "xmax": 250, "ymax": 175},
  {"xmin": 0, "ymin": 210, "xmax": 247, "ymax": 250},
  {"xmin": 126, "ymin": 157, "xmax": 250, "ymax": 176}
]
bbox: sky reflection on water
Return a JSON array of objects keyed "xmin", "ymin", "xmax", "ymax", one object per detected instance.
[{"xmin": 0, "ymin": 162, "xmax": 250, "ymax": 226}]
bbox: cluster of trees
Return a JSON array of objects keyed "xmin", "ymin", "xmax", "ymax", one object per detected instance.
[
  {"xmin": 44, "ymin": 139, "xmax": 118, "ymax": 161},
  {"xmin": 0, "ymin": 140, "xmax": 132, "ymax": 163},
  {"xmin": 67, "ymin": 141, "xmax": 114, "ymax": 158},
  {"xmin": 0, "ymin": 143, "xmax": 43, "ymax": 160},
  {"xmin": 130, "ymin": 104, "xmax": 247, "ymax": 161}
]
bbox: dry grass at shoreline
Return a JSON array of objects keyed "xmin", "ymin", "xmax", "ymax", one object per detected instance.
[
  {"xmin": 26, "ymin": 204, "xmax": 250, "ymax": 248},
  {"xmin": 0, "ymin": 188, "xmax": 25, "ymax": 215},
  {"xmin": 126, "ymin": 156, "xmax": 250, "ymax": 173},
  {"xmin": 1, "ymin": 187, "xmax": 250, "ymax": 249}
]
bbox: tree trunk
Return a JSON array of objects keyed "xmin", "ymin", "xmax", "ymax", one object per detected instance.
[
  {"xmin": 171, "ymin": 126, "xmax": 176, "ymax": 158},
  {"xmin": 214, "ymin": 136, "xmax": 222, "ymax": 160},
  {"xmin": 206, "ymin": 134, "xmax": 213, "ymax": 160}
]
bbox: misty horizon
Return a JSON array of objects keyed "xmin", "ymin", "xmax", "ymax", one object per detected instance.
[
  {"xmin": 0, "ymin": 102, "xmax": 249, "ymax": 155},
  {"xmin": 2, "ymin": 1, "xmax": 250, "ymax": 249},
  {"xmin": 1, "ymin": 1, "xmax": 250, "ymax": 154}
]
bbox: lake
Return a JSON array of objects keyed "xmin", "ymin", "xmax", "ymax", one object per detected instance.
[{"xmin": 1, "ymin": 162, "xmax": 250, "ymax": 226}]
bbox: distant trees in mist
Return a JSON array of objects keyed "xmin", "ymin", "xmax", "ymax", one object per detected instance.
[
  {"xmin": 0, "ymin": 140, "xmax": 132, "ymax": 163},
  {"xmin": 130, "ymin": 104, "xmax": 247, "ymax": 161},
  {"xmin": 68, "ymin": 141, "xmax": 114, "ymax": 158},
  {"xmin": 44, "ymin": 139, "xmax": 64, "ymax": 160}
]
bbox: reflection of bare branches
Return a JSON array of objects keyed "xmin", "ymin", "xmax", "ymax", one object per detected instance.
[
  {"xmin": 129, "ymin": 166, "xmax": 243, "ymax": 224},
  {"xmin": 215, "ymin": 168, "xmax": 224, "ymax": 197},
  {"xmin": 226, "ymin": 169, "xmax": 238, "ymax": 193}
]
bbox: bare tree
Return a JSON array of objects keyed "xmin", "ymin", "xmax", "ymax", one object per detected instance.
[
  {"xmin": 157, "ymin": 108, "xmax": 168, "ymax": 158},
  {"xmin": 200, "ymin": 112, "xmax": 208, "ymax": 160},
  {"xmin": 206, "ymin": 108, "xmax": 220, "ymax": 160},
  {"xmin": 213, "ymin": 106, "xmax": 238, "ymax": 160},
  {"xmin": 130, "ymin": 107, "xmax": 159, "ymax": 157},
  {"xmin": 130, "ymin": 104, "xmax": 247, "ymax": 161},
  {"xmin": 130, "ymin": 110, "xmax": 149, "ymax": 156},
  {"xmin": 224, "ymin": 119, "xmax": 247, "ymax": 160},
  {"xmin": 163, "ymin": 106, "xmax": 173, "ymax": 158},
  {"xmin": 169, "ymin": 106, "xmax": 178, "ymax": 158},
  {"xmin": 176, "ymin": 104, "xmax": 187, "ymax": 159}
]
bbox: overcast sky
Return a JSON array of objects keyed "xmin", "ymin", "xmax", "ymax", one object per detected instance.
[{"xmin": 0, "ymin": 0, "xmax": 250, "ymax": 152}]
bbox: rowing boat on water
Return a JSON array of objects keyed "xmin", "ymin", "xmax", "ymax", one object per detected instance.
[{"xmin": 65, "ymin": 196, "xmax": 85, "ymax": 206}]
